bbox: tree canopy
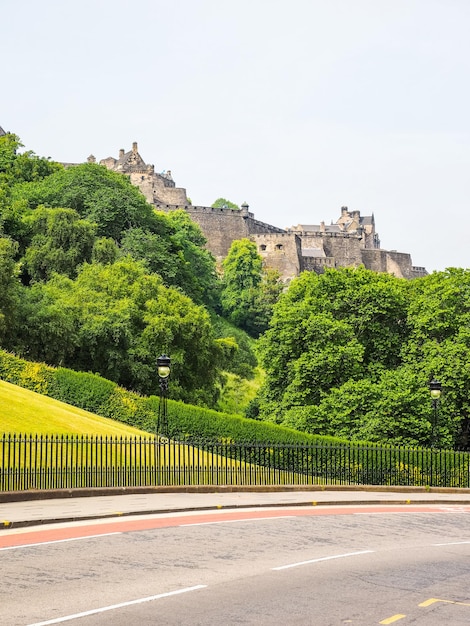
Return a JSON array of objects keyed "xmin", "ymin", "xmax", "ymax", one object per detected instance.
[
  {"xmin": 255, "ymin": 266, "xmax": 470, "ymax": 449},
  {"xmin": 19, "ymin": 258, "xmax": 226, "ymax": 404},
  {"xmin": 10, "ymin": 162, "xmax": 161, "ymax": 241},
  {"xmin": 0, "ymin": 132, "xmax": 257, "ymax": 406},
  {"xmin": 211, "ymin": 198, "xmax": 240, "ymax": 210},
  {"xmin": 221, "ymin": 238, "xmax": 283, "ymax": 337}
]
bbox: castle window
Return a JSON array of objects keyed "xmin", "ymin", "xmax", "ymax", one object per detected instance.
[
  {"xmin": 276, "ymin": 244, "xmax": 283, "ymax": 251},
  {"xmin": 260, "ymin": 244, "xmax": 267, "ymax": 251}
]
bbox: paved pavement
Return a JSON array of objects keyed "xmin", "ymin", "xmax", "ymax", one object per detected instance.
[{"xmin": 1, "ymin": 486, "xmax": 470, "ymax": 529}]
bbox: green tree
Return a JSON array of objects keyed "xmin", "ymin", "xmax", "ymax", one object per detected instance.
[
  {"xmin": 255, "ymin": 266, "xmax": 470, "ymax": 448},
  {"xmin": 20, "ymin": 274, "xmax": 81, "ymax": 366},
  {"xmin": 258, "ymin": 310, "xmax": 364, "ymax": 423},
  {"xmin": 0, "ymin": 237, "xmax": 21, "ymax": 345},
  {"xmin": 11, "ymin": 163, "xmax": 161, "ymax": 241},
  {"xmin": 165, "ymin": 209, "xmax": 220, "ymax": 307},
  {"xmin": 406, "ymin": 268, "xmax": 470, "ymax": 344},
  {"xmin": 281, "ymin": 267, "xmax": 410, "ymax": 373},
  {"xmin": 0, "ymin": 133, "xmax": 61, "ymax": 188},
  {"xmin": 211, "ymin": 198, "xmax": 240, "ymax": 210},
  {"xmin": 403, "ymin": 268, "xmax": 470, "ymax": 447},
  {"xmin": 92, "ymin": 237, "xmax": 119, "ymax": 265},
  {"xmin": 221, "ymin": 238, "xmax": 282, "ymax": 336},
  {"xmin": 0, "ymin": 133, "xmax": 62, "ymax": 245},
  {"xmin": 19, "ymin": 258, "xmax": 225, "ymax": 405},
  {"xmin": 120, "ymin": 227, "xmax": 184, "ymax": 285},
  {"xmin": 210, "ymin": 313, "xmax": 258, "ymax": 379},
  {"xmin": 21, "ymin": 207, "xmax": 96, "ymax": 282},
  {"xmin": 283, "ymin": 367, "xmax": 432, "ymax": 446}
]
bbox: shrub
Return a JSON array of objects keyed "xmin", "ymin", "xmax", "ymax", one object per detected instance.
[
  {"xmin": 0, "ymin": 349, "xmax": 347, "ymax": 446},
  {"xmin": 53, "ymin": 368, "xmax": 116, "ymax": 413}
]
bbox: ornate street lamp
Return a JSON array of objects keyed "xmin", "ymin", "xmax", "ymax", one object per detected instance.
[
  {"xmin": 156, "ymin": 354, "xmax": 171, "ymax": 439},
  {"xmin": 429, "ymin": 379, "xmax": 442, "ymax": 448}
]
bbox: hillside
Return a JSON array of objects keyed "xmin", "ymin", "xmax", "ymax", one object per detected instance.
[{"xmin": 0, "ymin": 380, "xmax": 150, "ymax": 436}]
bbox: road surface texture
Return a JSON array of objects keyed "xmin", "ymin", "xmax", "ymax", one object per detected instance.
[{"xmin": 1, "ymin": 501, "xmax": 470, "ymax": 625}]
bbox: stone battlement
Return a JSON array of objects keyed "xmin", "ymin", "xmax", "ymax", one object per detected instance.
[{"xmin": 98, "ymin": 142, "xmax": 426, "ymax": 280}]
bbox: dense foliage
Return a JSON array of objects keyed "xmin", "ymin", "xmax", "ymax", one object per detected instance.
[
  {"xmin": 255, "ymin": 267, "xmax": 470, "ymax": 449},
  {"xmin": 221, "ymin": 238, "xmax": 283, "ymax": 337},
  {"xmin": 2, "ymin": 131, "xmax": 469, "ymax": 451},
  {"xmin": 211, "ymin": 197, "xmax": 240, "ymax": 210},
  {"xmin": 0, "ymin": 348, "xmax": 334, "ymax": 445},
  {"xmin": 0, "ymin": 132, "xmax": 260, "ymax": 405}
]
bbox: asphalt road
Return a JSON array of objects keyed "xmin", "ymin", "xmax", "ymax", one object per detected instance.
[{"xmin": 2, "ymin": 505, "xmax": 470, "ymax": 625}]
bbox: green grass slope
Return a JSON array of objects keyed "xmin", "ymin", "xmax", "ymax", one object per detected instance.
[{"xmin": 0, "ymin": 380, "xmax": 150, "ymax": 436}]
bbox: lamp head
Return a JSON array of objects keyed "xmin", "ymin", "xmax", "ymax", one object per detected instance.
[
  {"xmin": 429, "ymin": 379, "xmax": 442, "ymax": 400},
  {"xmin": 157, "ymin": 354, "xmax": 171, "ymax": 379}
]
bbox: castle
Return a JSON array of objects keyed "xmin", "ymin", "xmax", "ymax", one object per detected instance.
[
  {"xmin": 0, "ymin": 123, "xmax": 427, "ymax": 281},
  {"xmin": 0, "ymin": 123, "xmax": 425, "ymax": 280},
  {"xmin": 95, "ymin": 142, "xmax": 427, "ymax": 281}
]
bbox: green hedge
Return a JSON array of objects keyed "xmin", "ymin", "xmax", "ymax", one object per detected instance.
[
  {"xmin": 0, "ymin": 350, "xmax": 468, "ymax": 486},
  {"xmin": 165, "ymin": 400, "xmax": 337, "ymax": 445},
  {"xmin": 52, "ymin": 368, "xmax": 116, "ymax": 412},
  {"xmin": 0, "ymin": 349, "xmax": 341, "ymax": 445}
]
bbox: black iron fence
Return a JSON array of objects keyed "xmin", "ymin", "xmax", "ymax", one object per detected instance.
[{"xmin": 1, "ymin": 433, "xmax": 470, "ymax": 491}]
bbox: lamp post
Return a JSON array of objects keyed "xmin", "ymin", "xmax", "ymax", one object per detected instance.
[
  {"xmin": 156, "ymin": 354, "xmax": 171, "ymax": 440},
  {"xmin": 429, "ymin": 379, "xmax": 442, "ymax": 448}
]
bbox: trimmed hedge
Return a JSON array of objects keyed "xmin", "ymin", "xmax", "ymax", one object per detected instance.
[
  {"xmin": 165, "ymin": 400, "xmax": 337, "ymax": 445},
  {"xmin": 1, "ymin": 350, "xmax": 468, "ymax": 487},
  {"xmin": 0, "ymin": 349, "xmax": 341, "ymax": 445}
]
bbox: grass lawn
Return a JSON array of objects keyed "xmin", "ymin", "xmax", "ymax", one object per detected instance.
[
  {"xmin": 0, "ymin": 379, "xmax": 316, "ymax": 490},
  {"xmin": 0, "ymin": 379, "xmax": 150, "ymax": 436}
]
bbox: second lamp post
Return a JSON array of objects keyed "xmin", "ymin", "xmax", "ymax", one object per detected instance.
[
  {"xmin": 429, "ymin": 379, "xmax": 442, "ymax": 448},
  {"xmin": 156, "ymin": 354, "xmax": 171, "ymax": 439}
]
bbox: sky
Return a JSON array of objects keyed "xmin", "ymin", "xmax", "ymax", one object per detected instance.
[{"xmin": 2, "ymin": 0, "xmax": 470, "ymax": 272}]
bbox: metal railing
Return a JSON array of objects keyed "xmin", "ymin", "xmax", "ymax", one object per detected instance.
[{"xmin": 1, "ymin": 434, "xmax": 469, "ymax": 491}]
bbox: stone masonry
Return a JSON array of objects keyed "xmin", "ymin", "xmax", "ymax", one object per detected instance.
[{"xmin": 99, "ymin": 143, "xmax": 427, "ymax": 281}]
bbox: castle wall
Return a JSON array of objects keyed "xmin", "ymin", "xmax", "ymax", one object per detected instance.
[
  {"xmin": 159, "ymin": 204, "xmax": 422, "ymax": 281},
  {"xmin": 301, "ymin": 256, "xmax": 335, "ymax": 273},
  {"xmin": 291, "ymin": 231, "xmax": 364, "ymax": 268},
  {"xmin": 157, "ymin": 205, "xmax": 251, "ymax": 261},
  {"xmin": 188, "ymin": 206, "xmax": 251, "ymax": 260},
  {"xmin": 128, "ymin": 172, "xmax": 188, "ymax": 206},
  {"xmin": 95, "ymin": 143, "xmax": 426, "ymax": 281},
  {"xmin": 321, "ymin": 233, "xmax": 365, "ymax": 267},
  {"xmin": 411, "ymin": 266, "xmax": 427, "ymax": 278},
  {"xmin": 154, "ymin": 185, "xmax": 188, "ymax": 205},
  {"xmin": 252, "ymin": 233, "xmax": 302, "ymax": 282},
  {"xmin": 158, "ymin": 204, "xmax": 285, "ymax": 262},
  {"xmin": 360, "ymin": 249, "xmax": 414, "ymax": 279}
]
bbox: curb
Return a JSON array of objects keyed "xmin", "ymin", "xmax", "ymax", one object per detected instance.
[
  {"xmin": 3, "ymin": 494, "xmax": 470, "ymax": 530},
  {"xmin": 2, "ymin": 484, "xmax": 470, "ymax": 503}
]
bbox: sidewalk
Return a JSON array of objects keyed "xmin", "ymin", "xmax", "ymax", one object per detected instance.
[{"xmin": 1, "ymin": 485, "xmax": 470, "ymax": 529}]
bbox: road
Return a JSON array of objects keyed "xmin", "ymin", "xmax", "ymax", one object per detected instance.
[{"xmin": 1, "ymin": 504, "xmax": 470, "ymax": 625}]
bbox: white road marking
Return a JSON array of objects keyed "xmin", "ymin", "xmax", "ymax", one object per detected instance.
[
  {"xmin": 0, "ymin": 532, "xmax": 122, "ymax": 551},
  {"xmin": 26, "ymin": 585, "xmax": 208, "ymax": 625},
  {"xmin": 181, "ymin": 515, "xmax": 296, "ymax": 526},
  {"xmin": 433, "ymin": 540, "xmax": 470, "ymax": 546},
  {"xmin": 353, "ymin": 511, "xmax": 470, "ymax": 516},
  {"xmin": 272, "ymin": 550, "xmax": 374, "ymax": 570}
]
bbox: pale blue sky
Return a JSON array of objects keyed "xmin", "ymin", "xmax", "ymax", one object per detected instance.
[{"xmin": 2, "ymin": 0, "xmax": 470, "ymax": 271}]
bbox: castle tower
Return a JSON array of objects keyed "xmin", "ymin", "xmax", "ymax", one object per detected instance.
[{"xmin": 99, "ymin": 143, "xmax": 188, "ymax": 206}]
